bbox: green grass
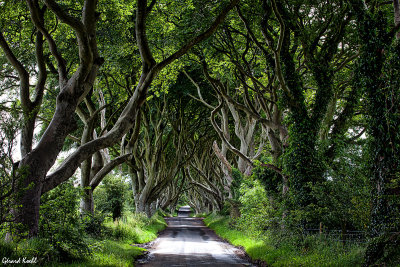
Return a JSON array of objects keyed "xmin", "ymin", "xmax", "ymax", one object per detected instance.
[
  {"xmin": 0, "ymin": 212, "xmax": 167, "ymax": 267},
  {"xmin": 192, "ymin": 212, "xmax": 210, "ymax": 218},
  {"xmin": 103, "ymin": 212, "xmax": 166, "ymax": 243},
  {"xmin": 44, "ymin": 239, "xmax": 145, "ymax": 267},
  {"xmin": 204, "ymin": 213, "xmax": 365, "ymax": 267},
  {"xmin": 204, "ymin": 214, "xmax": 271, "ymax": 260},
  {"xmin": 72, "ymin": 212, "xmax": 167, "ymax": 267}
]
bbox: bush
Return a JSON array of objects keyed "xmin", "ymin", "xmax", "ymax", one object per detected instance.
[
  {"xmin": 0, "ymin": 237, "xmax": 60, "ymax": 265},
  {"xmin": 39, "ymin": 181, "xmax": 90, "ymax": 261},
  {"xmin": 237, "ymin": 179, "xmax": 278, "ymax": 237},
  {"xmin": 94, "ymin": 175, "xmax": 128, "ymax": 221},
  {"xmin": 81, "ymin": 212, "xmax": 106, "ymax": 238},
  {"xmin": 17, "ymin": 238, "xmax": 58, "ymax": 264}
]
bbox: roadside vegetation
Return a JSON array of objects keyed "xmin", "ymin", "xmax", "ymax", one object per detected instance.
[
  {"xmin": 205, "ymin": 213, "xmax": 365, "ymax": 267},
  {"xmin": 203, "ymin": 172, "xmax": 368, "ymax": 266},
  {"xmin": 0, "ymin": 177, "xmax": 167, "ymax": 266}
]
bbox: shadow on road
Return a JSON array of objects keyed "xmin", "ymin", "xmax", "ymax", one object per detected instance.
[{"xmin": 137, "ymin": 206, "xmax": 253, "ymax": 267}]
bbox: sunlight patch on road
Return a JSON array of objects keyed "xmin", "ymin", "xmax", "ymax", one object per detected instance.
[{"xmin": 154, "ymin": 240, "xmax": 230, "ymax": 256}]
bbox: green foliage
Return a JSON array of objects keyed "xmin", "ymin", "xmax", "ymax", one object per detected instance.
[
  {"xmin": 205, "ymin": 213, "xmax": 365, "ymax": 267},
  {"xmin": 81, "ymin": 212, "xmax": 107, "ymax": 238},
  {"xmin": 251, "ymin": 160, "xmax": 282, "ymax": 197},
  {"xmin": 311, "ymin": 144, "xmax": 370, "ymax": 231},
  {"xmin": 237, "ymin": 179, "xmax": 278, "ymax": 237},
  {"xmin": 0, "ymin": 211, "xmax": 166, "ymax": 266},
  {"xmin": 0, "ymin": 239, "xmax": 15, "ymax": 257},
  {"xmin": 84, "ymin": 239, "xmax": 144, "ymax": 267},
  {"xmin": 39, "ymin": 181, "xmax": 90, "ymax": 261},
  {"xmin": 16, "ymin": 238, "xmax": 57, "ymax": 263},
  {"xmin": 42, "ymin": 239, "xmax": 145, "ymax": 267},
  {"xmin": 281, "ymin": 111, "xmax": 325, "ymax": 214},
  {"xmin": 103, "ymin": 212, "xmax": 167, "ymax": 243},
  {"xmin": 0, "ymin": 0, "xmax": 398, "ymax": 265},
  {"xmin": 349, "ymin": 2, "xmax": 400, "ymax": 265},
  {"xmin": 0, "ymin": 181, "xmax": 93, "ymax": 264},
  {"xmin": 364, "ymin": 232, "xmax": 400, "ymax": 267},
  {"xmin": 0, "ymin": 105, "xmax": 20, "ymax": 230},
  {"xmin": 231, "ymin": 168, "xmax": 244, "ymax": 200},
  {"xmin": 94, "ymin": 175, "xmax": 128, "ymax": 221},
  {"xmin": 0, "ymin": 237, "xmax": 58, "ymax": 265}
]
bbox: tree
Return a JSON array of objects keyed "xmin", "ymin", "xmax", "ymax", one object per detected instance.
[
  {"xmin": 348, "ymin": 0, "xmax": 400, "ymax": 264},
  {"xmin": 1, "ymin": 0, "xmax": 103, "ymax": 237},
  {"xmin": 0, "ymin": 0, "xmax": 239, "ymax": 237},
  {"xmin": 187, "ymin": 0, "xmax": 360, "ymax": 220}
]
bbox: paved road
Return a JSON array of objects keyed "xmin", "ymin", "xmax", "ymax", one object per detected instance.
[{"xmin": 137, "ymin": 206, "xmax": 253, "ymax": 267}]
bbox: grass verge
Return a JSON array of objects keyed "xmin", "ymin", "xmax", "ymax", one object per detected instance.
[
  {"xmin": 43, "ymin": 239, "xmax": 146, "ymax": 267},
  {"xmin": 204, "ymin": 213, "xmax": 365, "ymax": 267},
  {"xmin": 46, "ymin": 212, "xmax": 167, "ymax": 267},
  {"xmin": 0, "ymin": 212, "xmax": 167, "ymax": 267}
]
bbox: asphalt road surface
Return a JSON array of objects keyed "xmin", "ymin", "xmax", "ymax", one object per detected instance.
[{"xmin": 137, "ymin": 206, "xmax": 254, "ymax": 267}]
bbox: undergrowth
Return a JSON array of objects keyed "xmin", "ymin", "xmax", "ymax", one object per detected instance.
[
  {"xmin": 104, "ymin": 211, "xmax": 167, "ymax": 244},
  {"xmin": 204, "ymin": 213, "xmax": 365, "ymax": 267},
  {"xmin": 0, "ymin": 211, "xmax": 167, "ymax": 267}
]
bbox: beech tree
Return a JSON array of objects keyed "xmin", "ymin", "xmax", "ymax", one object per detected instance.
[
  {"xmin": 229, "ymin": 0, "xmax": 360, "ymax": 220},
  {"xmin": 126, "ymin": 97, "xmax": 188, "ymax": 216},
  {"xmin": 185, "ymin": 0, "xmax": 359, "ymax": 209},
  {"xmin": 0, "ymin": 0, "xmax": 238, "ymax": 237},
  {"xmin": 1, "ymin": 0, "xmax": 103, "ymax": 237},
  {"xmin": 348, "ymin": 0, "xmax": 400, "ymax": 264}
]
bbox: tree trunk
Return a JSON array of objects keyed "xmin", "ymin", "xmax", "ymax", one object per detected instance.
[
  {"xmin": 12, "ymin": 180, "xmax": 42, "ymax": 237},
  {"xmin": 145, "ymin": 203, "xmax": 152, "ymax": 218},
  {"xmin": 13, "ymin": 99, "xmax": 78, "ymax": 237},
  {"xmin": 80, "ymin": 155, "xmax": 93, "ymax": 215},
  {"xmin": 80, "ymin": 150, "xmax": 103, "ymax": 215},
  {"xmin": 80, "ymin": 188, "xmax": 94, "ymax": 215}
]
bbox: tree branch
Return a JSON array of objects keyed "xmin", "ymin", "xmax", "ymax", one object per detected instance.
[
  {"xmin": 89, "ymin": 153, "xmax": 131, "ymax": 190},
  {"xmin": 33, "ymin": 29, "xmax": 47, "ymax": 107},
  {"xmin": 0, "ymin": 31, "xmax": 31, "ymax": 110},
  {"xmin": 210, "ymin": 100, "xmax": 254, "ymax": 168},
  {"xmin": 394, "ymin": 0, "xmax": 400, "ymax": 38},
  {"xmin": 212, "ymin": 141, "xmax": 232, "ymax": 174},
  {"xmin": 42, "ymin": 0, "xmax": 85, "ymax": 34},
  {"xmin": 136, "ymin": 0, "xmax": 156, "ymax": 68},
  {"xmin": 155, "ymin": 0, "xmax": 239, "ymax": 71},
  {"xmin": 183, "ymin": 70, "xmax": 215, "ymax": 109},
  {"xmin": 26, "ymin": 0, "xmax": 68, "ymax": 84}
]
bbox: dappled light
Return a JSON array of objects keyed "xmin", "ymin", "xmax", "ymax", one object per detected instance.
[
  {"xmin": 138, "ymin": 207, "xmax": 251, "ymax": 266},
  {"xmin": 0, "ymin": 0, "xmax": 399, "ymax": 266}
]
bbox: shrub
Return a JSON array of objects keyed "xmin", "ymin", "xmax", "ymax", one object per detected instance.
[
  {"xmin": 81, "ymin": 212, "xmax": 106, "ymax": 238},
  {"xmin": 237, "ymin": 179, "xmax": 278, "ymax": 237},
  {"xmin": 17, "ymin": 238, "xmax": 58, "ymax": 264},
  {"xmin": 39, "ymin": 181, "xmax": 90, "ymax": 261},
  {"xmin": 94, "ymin": 175, "xmax": 128, "ymax": 221}
]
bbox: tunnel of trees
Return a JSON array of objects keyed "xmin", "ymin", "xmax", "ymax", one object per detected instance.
[{"xmin": 0, "ymin": 0, "xmax": 399, "ymax": 265}]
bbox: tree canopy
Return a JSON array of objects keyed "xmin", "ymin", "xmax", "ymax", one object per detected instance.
[{"xmin": 0, "ymin": 0, "xmax": 399, "ymax": 265}]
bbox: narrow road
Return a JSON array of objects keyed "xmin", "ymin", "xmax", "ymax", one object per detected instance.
[{"xmin": 137, "ymin": 206, "xmax": 253, "ymax": 267}]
